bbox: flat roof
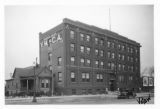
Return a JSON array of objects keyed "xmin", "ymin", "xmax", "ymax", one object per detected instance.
[
  {"xmin": 41, "ymin": 18, "xmax": 141, "ymax": 47},
  {"xmin": 63, "ymin": 18, "xmax": 141, "ymax": 47}
]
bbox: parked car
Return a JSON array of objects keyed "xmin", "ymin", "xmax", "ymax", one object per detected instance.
[{"xmin": 117, "ymin": 89, "xmax": 136, "ymax": 99}]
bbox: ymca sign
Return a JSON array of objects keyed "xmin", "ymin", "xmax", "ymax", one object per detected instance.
[
  {"xmin": 50, "ymin": 33, "xmax": 63, "ymax": 44},
  {"xmin": 41, "ymin": 32, "xmax": 63, "ymax": 47}
]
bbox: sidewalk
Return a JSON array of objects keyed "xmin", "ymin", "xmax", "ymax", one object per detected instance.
[
  {"xmin": 5, "ymin": 93, "xmax": 117, "ymax": 101},
  {"xmin": 5, "ymin": 92, "xmax": 154, "ymax": 104},
  {"xmin": 5, "ymin": 91, "xmax": 153, "ymax": 101}
]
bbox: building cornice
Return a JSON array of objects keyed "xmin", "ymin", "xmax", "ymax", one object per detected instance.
[{"xmin": 63, "ymin": 18, "xmax": 141, "ymax": 47}]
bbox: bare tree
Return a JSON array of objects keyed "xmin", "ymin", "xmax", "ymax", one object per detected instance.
[
  {"xmin": 141, "ymin": 66, "xmax": 154, "ymax": 77},
  {"xmin": 149, "ymin": 66, "xmax": 154, "ymax": 77}
]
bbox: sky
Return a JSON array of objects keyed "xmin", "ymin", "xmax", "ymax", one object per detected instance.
[{"xmin": 5, "ymin": 5, "xmax": 153, "ymax": 79}]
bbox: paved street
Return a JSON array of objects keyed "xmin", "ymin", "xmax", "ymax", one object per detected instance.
[{"xmin": 5, "ymin": 92, "xmax": 154, "ymax": 105}]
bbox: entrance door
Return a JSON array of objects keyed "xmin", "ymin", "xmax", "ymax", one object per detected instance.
[{"xmin": 110, "ymin": 80, "xmax": 115, "ymax": 91}]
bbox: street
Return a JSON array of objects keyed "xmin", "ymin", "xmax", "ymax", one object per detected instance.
[{"xmin": 5, "ymin": 93, "xmax": 154, "ymax": 105}]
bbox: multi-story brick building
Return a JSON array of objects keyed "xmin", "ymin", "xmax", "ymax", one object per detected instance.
[{"xmin": 39, "ymin": 18, "xmax": 141, "ymax": 95}]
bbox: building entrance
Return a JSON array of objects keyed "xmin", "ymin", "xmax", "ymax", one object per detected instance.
[{"xmin": 109, "ymin": 80, "xmax": 115, "ymax": 91}]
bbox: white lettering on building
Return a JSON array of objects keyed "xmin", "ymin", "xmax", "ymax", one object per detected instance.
[{"xmin": 41, "ymin": 32, "xmax": 63, "ymax": 47}]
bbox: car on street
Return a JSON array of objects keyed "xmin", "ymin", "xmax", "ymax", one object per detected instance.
[{"xmin": 117, "ymin": 89, "xmax": 136, "ymax": 99}]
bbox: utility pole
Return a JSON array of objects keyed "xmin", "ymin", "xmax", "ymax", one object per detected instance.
[{"xmin": 52, "ymin": 66, "xmax": 54, "ymax": 96}]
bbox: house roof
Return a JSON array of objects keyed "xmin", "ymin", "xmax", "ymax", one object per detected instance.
[{"xmin": 12, "ymin": 66, "xmax": 51, "ymax": 78}]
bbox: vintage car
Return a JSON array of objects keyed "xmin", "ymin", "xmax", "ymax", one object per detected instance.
[{"xmin": 117, "ymin": 89, "xmax": 136, "ymax": 99}]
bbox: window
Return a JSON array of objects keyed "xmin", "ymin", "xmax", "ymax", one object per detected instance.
[
  {"xmin": 86, "ymin": 73, "xmax": 90, "ymax": 82},
  {"xmin": 86, "ymin": 59, "xmax": 91, "ymax": 66},
  {"xmin": 49, "ymin": 65, "xmax": 52, "ymax": 71},
  {"xmin": 100, "ymin": 74, "xmax": 103, "ymax": 82},
  {"xmin": 82, "ymin": 72, "xmax": 90, "ymax": 82},
  {"xmin": 71, "ymin": 72, "xmax": 75, "ymax": 82},
  {"xmin": 41, "ymin": 80, "xmax": 44, "ymax": 88},
  {"xmin": 100, "ymin": 39, "xmax": 104, "ymax": 46},
  {"xmin": 127, "ymin": 56, "xmax": 130, "ymax": 61},
  {"xmin": 86, "ymin": 47, "xmax": 91, "ymax": 55},
  {"xmin": 131, "ymin": 48, "xmax": 133, "ymax": 53},
  {"xmin": 57, "ymin": 57, "xmax": 62, "ymax": 66},
  {"xmin": 127, "ymin": 47, "xmax": 130, "ymax": 53},
  {"xmin": 80, "ymin": 58, "xmax": 85, "ymax": 66},
  {"xmin": 107, "ymin": 41, "xmax": 111, "ymax": 48},
  {"xmin": 100, "ymin": 61, "xmax": 104, "ymax": 68},
  {"xmin": 108, "ymin": 62, "xmax": 111, "ymax": 69},
  {"xmin": 118, "ymin": 54, "xmax": 121, "ymax": 60},
  {"xmin": 111, "ymin": 42, "xmax": 115, "ymax": 48},
  {"xmin": 70, "ymin": 43, "xmax": 75, "ymax": 52},
  {"xmin": 111, "ymin": 63, "xmax": 115, "ymax": 70},
  {"xmin": 95, "ymin": 60, "xmax": 99, "ymax": 67},
  {"xmin": 122, "ymin": 65, "xmax": 125, "ymax": 71},
  {"xmin": 46, "ymin": 80, "xmax": 49, "ymax": 88},
  {"xmin": 58, "ymin": 72, "xmax": 62, "ymax": 82},
  {"xmin": 135, "ymin": 49, "xmax": 138, "ymax": 54},
  {"xmin": 44, "ymin": 39, "xmax": 48, "ymax": 46},
  {"xmin": 48, "ymin": 52, "xmax": 52, "ymax": 61},
  {"xmin": 41, "ymin": 79, "xmax": 49, "ymax": 88},
  {"xmin": 100, "ymin": 50, "xmax": 104, "ymax": 57},
  {"xmin": 95, "ymin": 49, "xmax": 98, "ymax": 56},
  {"xmin": 48, "ymin": 38, "xmax": 52, "ymax": 46},
  {"xmin": 70, "ymin": 30, "xmax": 75, "ymax": 39},
  {"xmin": 118, "ymin": 44, "xmax": 121, "ymax": 50},
  {"xmin": 80, "ymin": 33, "xmax": 85, "ymax": 41},
  {"xmin": 82, "ymin": 73, "xmax": 85, "ymax": 82},
  {"xmin": 111, "ymin": 53, "xmax": 115, "ymax": 59},
  {"xmin": 80, "ymin": 46, "xmax": 85, "ymax": 53},
  {"xmin": 122, "ymin": 55, "xmax": 125, "ymax": 61},
  {"xmin": 95, "ymin": 37, "xmax": 98, "ymax": 44},
  {"xmin": 131, "ymin": 66, "xmax": 134, "ymax": 72},
  {"xmin": 118, "ymin": 64, "xmax": 121, "ymax": 70},
  {"xmin": 122, "ymin": 45, "xmax": 125, "ymax": 51},
  {"xmin": 119, "ymin": 76, "xmax": 124, "ymax": 82},
  {"xmin": 108, "ymin": 52, "xmax": 111, "ymax": 58},
  {"xmin": 96, "ymin": 73, "xmax": 103, "ymax": 82},
  {"xmin": 71, "ymin": 56, "xmax": 75, "ymax": 65},
  {"xmin": 86, "ymin": 35, "xmax": 91, "ymax": 42}
]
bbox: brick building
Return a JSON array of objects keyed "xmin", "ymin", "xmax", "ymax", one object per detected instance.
[{"xmin": 39, "ymin": 18, "xmax": 141, "ymax": 95}]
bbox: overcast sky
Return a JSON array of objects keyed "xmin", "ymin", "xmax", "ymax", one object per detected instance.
[{"xmin": 5, "ymin": 5, "xmax": 153, "ymax": 79}]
